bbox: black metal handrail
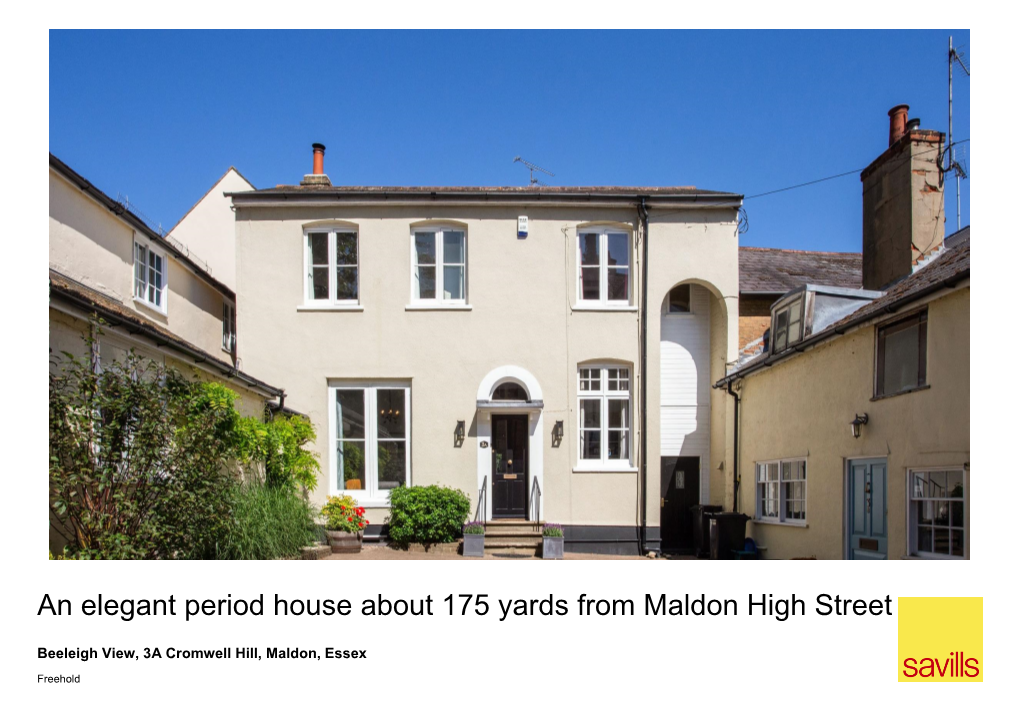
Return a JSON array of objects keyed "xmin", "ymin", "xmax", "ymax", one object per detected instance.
[
  {"xmin": 475, "ymin": 476, "xmax": 487, "ymax": 522},
  {"xmin": 530, "ymin": 476, "xmax": 541, "ymax": 522}
]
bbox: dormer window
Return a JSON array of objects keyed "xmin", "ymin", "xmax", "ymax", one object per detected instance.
[{"xmin": 771, "ymin": 295, "xmax": 804, "ymax": 353}]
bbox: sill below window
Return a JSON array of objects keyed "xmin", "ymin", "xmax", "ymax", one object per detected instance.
[
  {"xmin": 572, "ymin": 466, "xmax": 638, "ymax": 474},
  {"xmin": 133, "ymin": 297, "xmax": 167, "ymax": 318},
  {"xmin": 572, "ymin": 304, "xmax": 638, "ymax": 312},
  {"xmin": 902, "ymin": 553, "xmax": 965, "ymax": 561},
  {"xmin": 405, "ymin": 303, "xmax": 473, "ymax": 311},
  {"xmin": 753, "ymin": 519, "xmax": 808, "ymax": 528},
  {"xmin": 872, "ymin": 384, "xmax": 930, "ymax": 401},
  {"xmin": 297, "ymin": 304, "xmax": 364, "ymax": 312}
]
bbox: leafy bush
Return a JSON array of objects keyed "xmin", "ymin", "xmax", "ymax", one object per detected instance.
[
  {"xmin": 49, "ymin": 325, "xmax": 322, "ymax": 559},
  {"xmin": 463, "ymin": 521, "xmax": 485, "ymax": 535},
  {"xmin": 542, "ymin": 523, "xmax": 564, "ymax": 538},
  {"xmin": 235, "ymin": 414, "xmax": 319, "ymax": 491},
  {"xmin": 218, "ymin": 483, "xmax": 318, "ymax": 560},
  {"xmin": 49, "ymin": 344, "xmax": 237, "ymax": 559},
  {"xmin": 321, "ymin": 495, "xmax": 367, "ymax": 532},
  {"xmin": 387, "ymin": 486, "xmax": 471, "ymax": 548}
]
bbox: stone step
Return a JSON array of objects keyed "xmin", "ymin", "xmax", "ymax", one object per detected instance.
[
  {"xmin": 485, "ymin": 527, "xmax": 542, "ymax": 538},
  {"xmin": 484, "ymin": 538, "xmax": 541, "ymax": 551}
]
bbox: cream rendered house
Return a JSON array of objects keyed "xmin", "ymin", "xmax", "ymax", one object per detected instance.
[
  {"xmin": 717, "ymin": 107, "xmax": 970, "ymax": 560},
  {"xmin": 229, "ymin": 146, "xmax": 742, "ymax": 554},
  {"xmin": 48, "ymin": 153, "xmax": 289, "ymax": 466}
]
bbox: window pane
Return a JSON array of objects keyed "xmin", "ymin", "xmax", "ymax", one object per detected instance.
[
  {"xmin": 310, "ymin": 233, "xmax": 329, "ymax": 265},
  {"xmin": 414, "ymin": 232, "xmax": 436, "ymax": 264},
  {"xmin": 312, "ymin": 267, "xmax": 330, "ymax": 300},
  {"xmin": 493, "ymin": 383, "xmax": 528, "ymax": 401},
  {"xmin": 607, "ymin": 267, "xmax": 629, "ymax": 301},
  {"xmin": 950, "ymin": 529, "xmax": 964, "ymax": 557},
  {"xmin": 579, "ymin": 233, "xmax": 599, "ymax": 264},
  {"xmin": 933, "ymin": 528, "xmax": 950, "ymax": 555},
  {"xmin": 911, "ymin": 472, "xmax": 926, "ymax": 498},
  {"xmin": 618, "ymin": 368, "xmax": 629, "ymax": 390},
  {"xmin": 336, "ymin": 390, "xmax": 366, "ymax": 439},
  {"xmin": 376, "ymin": 389, "xmax": 405, "ymax": 439},
  {"xmin": 946, "ymin": 471, "xmax": 964, "ymax": 499},
  {"xmin": 606, "ymin": 234, "xmax": 628, "ymax": 266},
  {"xmin": 881, "ymin": 321, "xmax": 920, "ymax": 394},
  {"xmin": 934, "ymin": 502, "xmax": 950, "ymax": 526},
  {"xmin": 581, "ymin": 399, "xmax": 601, "ymax": 428},
  {"xmin": 608, "ymin": 399, "xmax": 628, "ymax": 429},
  {"xmin": 581, "ymin": 431, "xmax": 601, "ymax": 460},
  {"xmin": 917, "ymin": 524, "xmax": 933, "ymax": 553},
  {"xmin": 336, "ymin": 267, "xmax": 358, "ymax": 300},
  {"xmin": 443, "ymin": 231, "xmax": 464, "ymax": 263},
  {"xmin": 669, "ymin": 285, "xmax": 691, "ymax": 313},
  {"xmin": 580, "ymin": 267, "xmax": 600, "ymax": 300},
  {"xmin": 336, "ymin": 232, "xmax": 358, "ymax": 265},
  {"xmin": 443, "ymin": 265, "xmax": 465, "ymax": 300},
  {"xmin": 608, "ymin": 430, "xmax": 628, "ymax": 460},
  {"xmin": 415, "ymin": 266, "xmax": 436, "ymax": 299},
  {"xmin": 377, "ymin": 441, "xmax": 406, "ymax": 490},
  {"xmin": 950, "ymin": 501, "xmax": 963, "ymax": 528},
  {"xmin": 338, "ymin": 440, "xmax": 366, "ymax": 491}
]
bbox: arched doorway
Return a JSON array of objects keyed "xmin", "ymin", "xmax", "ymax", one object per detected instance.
[
  {"xmin": 659, "ymin": 282, "xmax": 715, "ymax": 552},
  {"xmin": 475, "ymin": 366, "xmax": 545, "ymax": 521}
]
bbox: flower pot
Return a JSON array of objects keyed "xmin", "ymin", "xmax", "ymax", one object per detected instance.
[
  {"xmin": 462, "ymin": 534, "xmax": 485, "ymax": 558},
  {"xmin": 542, "ymin": 536, "xmax": 564, "ymax": 559},
  {"xmin": 327, "ymin": 530, "xmax": 363, "ymax": 554}
]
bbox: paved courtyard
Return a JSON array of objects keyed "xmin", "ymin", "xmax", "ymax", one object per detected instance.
[{"xmin": 322, "ymin": 545, "xmax": 660, "ymax": 560}]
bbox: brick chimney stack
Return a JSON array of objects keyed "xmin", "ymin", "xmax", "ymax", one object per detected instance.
[
  {"xmin": 860, "ymin": 105, "xmax": 946, "ymax": 290},
  {"xmin": 301, "ymin": 143, "xmax": 331, "ymax": 186}
]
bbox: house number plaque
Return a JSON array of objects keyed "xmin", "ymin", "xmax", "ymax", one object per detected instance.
[
  {"xmin": 480, "ymin": 441, "xmax": 488, "ymax": 448},
  {"xmin": 504, "ymin": 474, "xmax": 517, "ymax": 480}
]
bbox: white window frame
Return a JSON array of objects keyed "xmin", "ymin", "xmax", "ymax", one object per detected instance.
[
  {"xmin": 303, "ymin": 227, "xmax": 360, "ymax": 307},
  {"xmin": 575, "ymin": 227, "xmax": 632, "ymax": 307},
  {"xmin": 133, "ymin": 239, "xmax": 167, "ymax": 313},
  {"xmin": 576, "ymin": 364, "xmax": 633, "ymax": 470},
  {"xmin": 408, "ymin": 226, "xmax": 468, "ymax": 306},
  {"xmin": 327, "ymin": 381, "xmax": 411, "ymax": 507},
  {"xmin": 770, "ymin": 295, "xmax": 804, "ymax": 353},
  {"xmin": 754, "ymin": 458, "xmax": 807, "ymax": 525},
  {"xmin": 222, "ymin": 300, "xmax": 236, "ymax": 353},
  {"xmin": 907, "ymin": 467, "xmax": 967, "ymax": 559}
]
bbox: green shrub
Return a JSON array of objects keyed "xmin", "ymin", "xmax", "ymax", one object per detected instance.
[
  {"xmin": 387, "ymin": 486, "xmax": 470, "ymax": 548},
  {"xmin": 49, "ymin": 323, "xmax": 322, "ymax": 559},
  {"xmin": 218, "ymin": 483, "xmax": 318, "ymax": 560}
]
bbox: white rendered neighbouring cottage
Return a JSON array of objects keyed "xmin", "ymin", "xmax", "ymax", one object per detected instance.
[{"xmin": 226, "ymin": 145, "xmax": 743, "ymax": 555}]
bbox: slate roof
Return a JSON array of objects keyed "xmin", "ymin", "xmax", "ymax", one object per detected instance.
[
  {"xmin": 718, "ymin": 238, "xmax": 969, "ymax": 384},
  {"xmin": 49, "ymin": 269, "xmax": 285, "ymax": 399},
  {"xmin": 739, "ymin": 247, "xmax": 862, "ymax": 294}
]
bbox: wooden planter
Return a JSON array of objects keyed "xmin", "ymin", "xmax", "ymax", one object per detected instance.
[
  {"xmin": 327, "ymin": 530, "xmax": 364, "ymax": 554},
  {"xmin": 542, "ymin": 536, "xmax": 564, "ymax": 559},
  {"xmin": 462, "ymin": 534, "xmax": 485, "ymax": 557}
]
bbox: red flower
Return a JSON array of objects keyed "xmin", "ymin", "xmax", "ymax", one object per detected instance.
[{"xmin": 347, "ymin": 517, "xmax": 353, "ymax": 522}]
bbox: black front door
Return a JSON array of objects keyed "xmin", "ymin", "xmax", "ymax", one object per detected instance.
[
  {"xmin": 492, "ymin": 415, "xmax": 528, "ymax": 518},
  {"xmin": 660, "ymin": 456, "xmax": 701, "ymax": 552}
]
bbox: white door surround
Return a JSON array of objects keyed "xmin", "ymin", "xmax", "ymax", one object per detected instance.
[{"xmin": 475, "ymin": 366, "xmax": 544, "ymax": 521}]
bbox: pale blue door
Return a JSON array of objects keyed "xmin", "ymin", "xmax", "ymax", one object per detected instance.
[{"xmin": 848, "ymin": 459, "xmax": 887, "ymax": 560}]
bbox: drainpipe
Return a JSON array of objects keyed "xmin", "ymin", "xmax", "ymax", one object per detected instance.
[
  {"xmin": 638, "ymin": 198, "xmax": 650, "ymax": 553},
  {"xmin": 726, "ymin": 380, "xmax": 740, "ymax": 513}
]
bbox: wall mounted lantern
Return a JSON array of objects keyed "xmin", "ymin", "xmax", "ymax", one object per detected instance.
[
  {"xmin": 850, "ymin": 413, "xmax": 869, "ymax": 439},
  {"xmin": 553, "ymin": 420, "xmax": 564, "ymax": 443},
  {"xmin": 455, "ymin": 421, "xmax": 466, "ymax": 443}
]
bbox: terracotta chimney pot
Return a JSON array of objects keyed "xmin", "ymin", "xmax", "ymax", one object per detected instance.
[
  {"xmin": 888, "ymin": 105, "xmax": 909, "ymax": 147},
  {"xmin": 312, "ymin": 143, "xmax": 325, "ymax": 175}
]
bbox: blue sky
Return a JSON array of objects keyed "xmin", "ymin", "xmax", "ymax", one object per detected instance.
[{"xmin": 49, "ymin": 30, "xmax": 969, "ymax": 252}]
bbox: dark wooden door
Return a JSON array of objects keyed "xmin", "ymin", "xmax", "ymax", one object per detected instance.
[
  {"xmin": 492, "ymin": 415, "xmax": 528, "ymax": 518},
  {"xmin": 660, "ymin": 456, "xmax": 701, "ymax": 552}
]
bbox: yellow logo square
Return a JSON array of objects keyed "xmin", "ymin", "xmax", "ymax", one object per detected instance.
[{"xmin": 898, "ymin": 597, "xmax": 982, "ymax": 682}]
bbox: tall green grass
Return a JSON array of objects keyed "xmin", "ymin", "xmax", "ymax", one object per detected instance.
[{"xmin": 218, "ymin": 484, "xmax": 319, "ymax": 560}]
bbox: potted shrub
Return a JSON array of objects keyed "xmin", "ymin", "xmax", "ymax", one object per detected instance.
[
  {"xmin": 462, "ymin": 521, "xmax": 485, "ymax": 557},
  {"xmin": 542, "ymin": 523, "xmax": 564, "ymax": 559},
  {"xmin": 321, "ymin": 495, "xmax": 367, "ymax": 554}
]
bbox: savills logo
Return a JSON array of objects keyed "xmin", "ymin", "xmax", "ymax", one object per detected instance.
[{"xmin": 898, "ymin": 597, "xmax": 982, "ymax": 682}]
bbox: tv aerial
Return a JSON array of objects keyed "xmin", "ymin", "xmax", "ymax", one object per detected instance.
[{"xmin": 514, "ymin": 156, "xmax": 554, "ymax": 186}]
